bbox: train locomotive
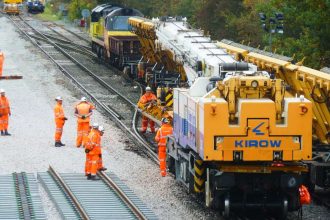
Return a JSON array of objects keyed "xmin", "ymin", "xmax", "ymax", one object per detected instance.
[
  {"xmin": 26, "ymin": 0, "xmax": 45, "ymax": 14},
  {"xmin": 3, "ymin": 0, "xmax": 22, "ymax": 15},
  {"xmin": 90, "ymin": 4, "xmax": 143, "ymax": 68},
  {"xmin": 129, "ymin": 16, "xmax": 313, "ymax": 218}
]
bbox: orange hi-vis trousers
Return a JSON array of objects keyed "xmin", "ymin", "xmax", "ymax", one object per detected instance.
[
  {"xmin": 76, "ymin": 122, "xmax": 90, "ymax": 147},
  {"xmin": 55, "ymin": 121, "xmax": 64, "ymax": 142},
  {"xmin": 142, "ymin": 116, "xmax": 155, "ymax": 132},
  {"xmin": 0, "ymin": 114, "xmax": 9, "ymax": 130},
  {"xmin": 158, "ymin": 146, "xmax": 166, "ymax": 176},
  {"xmin": 86, "ymin": 153, "xmax": 103, "ymax": 175}
]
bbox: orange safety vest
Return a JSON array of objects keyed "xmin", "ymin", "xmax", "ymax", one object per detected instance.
[
  {"xmin": 54, "ymin": 103, "xmax": 65, "ymax": 123},
  {"xmin": 85, "ymin": 129, "xmax": 101, "ymax": 155},
  {"xmin": 138, "ymin": 93, "xmax": 157, "ymax": 106},
  {"xmin": 75, "ymin": 102, "xmax": 93, "ymax": 123},
  {"xmin": 155, "ymin": 124, "xmax": 173, "ymax": 147},
  {"xmin": 0, "ymin": 96, "xmax": 10, "ymax": 115}
]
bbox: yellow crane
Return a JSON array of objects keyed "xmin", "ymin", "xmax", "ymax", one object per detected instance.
[{"xmin": 218, "ymin": 39, "xmax": 330, "ymax": 189}]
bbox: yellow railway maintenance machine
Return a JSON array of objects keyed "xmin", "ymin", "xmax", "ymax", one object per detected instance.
[
  {"xmin": 167, "ymin": 72, "xmax": 312, "ymax": 218},
  {"xmin": 218, "ymin": 39, "xmax": 330, "ymax": 192},
  {"xmin": 130, "ymin": 16, "xmax": 313, "ymax": 218},
  {"xmin": 3, "ymin": 0, "xmax": 22, "ymax": 15}
]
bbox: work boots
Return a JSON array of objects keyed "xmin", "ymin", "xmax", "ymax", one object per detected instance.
[
  {"xmin": 59, "ymin": 142, "xmax": 65, "ymax": 146},
  {"xmin": 90, "ymin": 175, "xmax": 100, "ymax": 181},
  {"xmin": 0, "ymin": 130, "xmax": 9, "ymax": 136},
  {"xmin": 86, "ymin": 174, "xmax": 91, "ymax": 180},
  {"xmin": 55, "ymin": 142, "xmax": 62, "ymax": 147}
]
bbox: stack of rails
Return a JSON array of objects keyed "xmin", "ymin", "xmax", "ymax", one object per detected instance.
[
  {"xmin": 0, "ymin": 173, "xmax": 46, "ymax": 219},
  {"xmin": 38, "ymin": 167, "xmax": 157, "ymax": 219}
]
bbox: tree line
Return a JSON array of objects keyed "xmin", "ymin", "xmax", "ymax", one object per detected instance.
[{"xmin": 48, "ymin": 0, "xmax": 330, "ymax": 69}]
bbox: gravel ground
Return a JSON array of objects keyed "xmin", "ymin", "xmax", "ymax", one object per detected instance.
[
  {"xmin": 0, "ymin": 15, "xmax": 220, "ymax": 220},
  {"xmin": 1, "ymin": 14, "xmax": 329, "ymax": 220}
]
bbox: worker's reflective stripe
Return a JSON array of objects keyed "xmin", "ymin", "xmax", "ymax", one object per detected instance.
[{"xmin": 56, "ymin": 128, "xmax": 63, "ymax": 132}]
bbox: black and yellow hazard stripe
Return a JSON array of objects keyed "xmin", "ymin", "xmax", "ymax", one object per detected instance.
[
  {"xmin": 165, "ymin": 90, "xmax": 173, "ymax": 107},
  {"xmin": 194, "ymin": 159, "xmax": 206, "ymax": 193}
]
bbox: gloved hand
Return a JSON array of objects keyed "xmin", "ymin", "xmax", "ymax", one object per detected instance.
[
  {"xmin": 85, "ymin": 149, "xmax": 90, "ymax": 153},
  {"xmin": 64, "ymin": 117, "xmax": 68, "ymax": 120},
  {"xmin": 99, "ymin": 154, "xmax": 102, "ymax": 158},
  {"xmin": 81, "ymin": 115, "xmax": 86, "ymax": 119}
]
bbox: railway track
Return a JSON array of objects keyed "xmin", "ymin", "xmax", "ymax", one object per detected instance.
[
  {"xmin": 0, "ymin": 173, "xmax": 46, "ymax": 219},
  {"xmin": 8, "ymin": 14, "xmax": 159, "ymax": 163},
  {"xmin": 38, "ymin": 166, "xmax": 157, "ymax": 219}
]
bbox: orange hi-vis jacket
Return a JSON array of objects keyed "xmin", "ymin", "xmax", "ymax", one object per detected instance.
[
  {"xmin": 75, "ymin": 102, "xmax": 94, "ymax": 123},
  {"xmin": 155, "ymin": 124, "xmax": 173, "ymax": 147},
  {"xmin": 0, "ymin": 96, "xmax": 10, "ymax": 115},
  {"xmin": 85, "ymin": 129, "xmax": 101, "ymax": 155},
  {"xmin": 138, "ymin": 93, "xmax": 157, "ymax": 107},
  {"xmin": 54, "ymin": 103, "xmax": 65, "ymax": 123}
]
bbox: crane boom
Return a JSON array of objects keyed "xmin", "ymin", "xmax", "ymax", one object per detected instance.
[{"xmin": 218, "ymin": 39, "xmax": 330, "ymax": 145}]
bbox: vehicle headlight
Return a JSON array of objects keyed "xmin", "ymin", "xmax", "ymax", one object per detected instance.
[{"xmin": 251, "ymin": 80, "xmax": 259, "ymax": 88}]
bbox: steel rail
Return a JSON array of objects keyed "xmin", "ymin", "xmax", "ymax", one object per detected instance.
[
  {"xmin": 13, "ymin": 172, "xmax": 34, "ymax": 220},
  {"xmin": 9, "ymin": 14, "xmax": 159, "ymax": 162},
  {"xmin": 56, "ymin": 23, "xmax": 91, "ymax": 44},
  {"xmin": 48, "ymin": 166, "xmax": 90, "ymax": 220},
  {"xmin": 29, "ymin": 34, "xmax": 94, "ymax": 57},
  {"xmin": 98, "ymin": 171, "xmax": 147, "ymax": 220},
  {"xmin": 41, "ymin": 32, "xmax": 92, "ymax": 51}
]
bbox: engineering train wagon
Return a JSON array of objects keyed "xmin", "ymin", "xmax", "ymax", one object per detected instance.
[
  {"xmin": 3, "ymin": 0, "xmax": 22, "ymax": 15},
  {"xmin": 26, "ymin": 0, "xmax": 45, "ymax": 14},
  {"xmin": 90, "ymin": 4, "xmax": 143, "ymax": 68},
  {"xmin": 131, "ymin": 16, "xmax": 313, "ymax": 219}
]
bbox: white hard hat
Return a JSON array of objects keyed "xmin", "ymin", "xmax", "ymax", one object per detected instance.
[
  {"xmin": 80, "ymin": 97, "xmax": 87, "ymax": 102},
  {"xmin": 55, "ymin": 96, "xmax": 63, "ymax": 101},
  {"xmin": 161, "ymin": 117, "xmax": 169, "ymax": 124},
  {"xmin": 98, "ymin": 126, "xmax": 104, "ymax": 132},
  {"xmin": 92, "ymin": 123, "xmax": 99, "ymax": 129},
  {"xmin": 0, "ymin": 89, "xmax": 5, "ymax": 93},
  {"xmin": 145, "ymin": 86, "xmax": 151, "ymax": 91}
]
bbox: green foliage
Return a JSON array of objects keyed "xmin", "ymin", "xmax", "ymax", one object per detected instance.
[{"xmin": 51, "ymin": 0, "xmax": 330, "ymax": 69}]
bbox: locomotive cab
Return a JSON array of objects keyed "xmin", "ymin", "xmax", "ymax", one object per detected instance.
[{"xmin": 103, "ymin": 8, "xmax": 143, "ymax": 67}]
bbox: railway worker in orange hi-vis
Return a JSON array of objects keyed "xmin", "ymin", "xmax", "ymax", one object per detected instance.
[
  {"xmin": 155, "ymin": 117, "xmax": 173, "ymax": 177},
  {"xmin": 85, "ymin": 124, "xmax": 107, "ymax": 180},
  {"xmin": 0, "ymin": 52, "xmax": 4, "ymax": 77},
  {"xmin": 0, "ymin": 89, "xmax": 11, "ymax": 136},
  {"xmin": 74, "ymin": 97, "xmax": 95, "ymax": 148},
  {"xmin": 54, "ymin": 96, "xmax": 67, "ymax": 147},
  {"xmin": 84, "ymin": 123, "xmax": 99, "ymax": 179},
  {"xmin": 138, "ymin": 86, "xmax": 157, "ymax": 133}
]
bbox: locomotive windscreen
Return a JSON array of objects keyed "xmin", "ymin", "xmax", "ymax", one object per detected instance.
[{"xmin": 106, "ymin": 16, "xmax": 132, "ymax": 31}]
